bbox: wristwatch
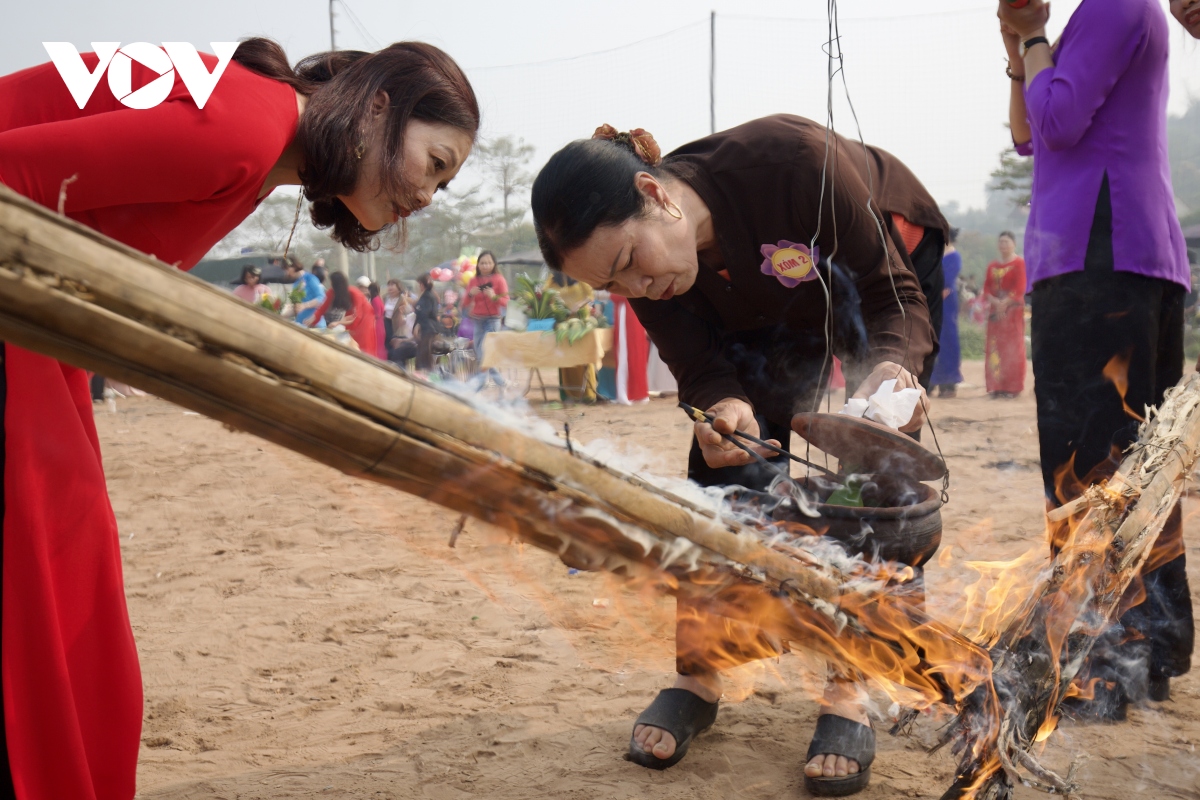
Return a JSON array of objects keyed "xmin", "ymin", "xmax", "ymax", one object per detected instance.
[{"xmin": 1022, "ymin": 35, "xmax": 1050, "ymax": 51}]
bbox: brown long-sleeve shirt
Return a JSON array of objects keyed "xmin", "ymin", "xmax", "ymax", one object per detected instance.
[{"xmin": 629, "ymin": 114, "xmax": 945, "ymax": 425}]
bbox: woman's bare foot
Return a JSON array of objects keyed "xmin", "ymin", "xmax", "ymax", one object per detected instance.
[
  {"xmin": 632, "ymin": 672, "xmax": 722, "ymax": 760},
  {"xmin": 804, "ymin": 679, "xmax": 871, "ymax": 779}
]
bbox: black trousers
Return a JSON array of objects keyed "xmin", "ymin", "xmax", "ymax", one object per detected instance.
[
  {"xmin": 415, "ymin": 330, "xmax": 435, "ymax": 370},
  {"xmin": 1031, "ymin": 176, "xmax": 1194, "ymax": 681},
  {"xmin": 387, "ymin": 338, "xmax": 419, "ymax": 366},
  {"xmin": 89, "ymin": 372, "xmax": 106, "ymax": 402}
]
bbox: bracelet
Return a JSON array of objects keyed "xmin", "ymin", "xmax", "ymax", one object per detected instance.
[
  {"xmin": 1006, "ymin": 64, "xmax": 1025, "ymax": 81},
  {"xmin": 1023, "ymin": 35, "xmax": 1050, "ymax": 50}
]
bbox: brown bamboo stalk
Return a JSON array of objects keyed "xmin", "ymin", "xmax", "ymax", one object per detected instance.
[
  {"xmin": 0, "ymin": 183, "xmax": 993, "ymax": 715},
  {"xmin": 0, "ymin": 184, "xmax": 844, "ymax": 599}
]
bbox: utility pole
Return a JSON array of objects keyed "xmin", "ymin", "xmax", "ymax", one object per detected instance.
[
  {"xmin": 329, "ymin": 0, "xmax": 337, "ymax": 51},
  {"xmin": 709, "ymin": 11, "xmax": 716, "ymax": 134},
  {"xmin": 330, "ymin": 0, "xmax": 354, "ymax": 282}
]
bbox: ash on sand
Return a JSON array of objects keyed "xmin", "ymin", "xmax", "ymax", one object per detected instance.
[{"xmin": 108, "ymin": 362, "xmax": 1199, "ymax": 799}]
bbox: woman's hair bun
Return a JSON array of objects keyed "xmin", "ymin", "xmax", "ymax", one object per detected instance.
[{"xmin": 591, "ymin": 124, "xmax": 662, "ymax": 167}]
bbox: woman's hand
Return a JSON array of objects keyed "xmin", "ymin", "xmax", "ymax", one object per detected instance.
[
  {"xmin": 1000, "ymin": 20, "xmax": 1024, "ymax": 69},
  {"xmin": 851, "ymin": 361, "xmax": 928, "ymax": 433},
  {"xmin": 998, "ymin": 0, "xmax": 1050, "ymax": 40},
  {"xmin": 694, "ymin": 398, "xmax": 782, "ymax": 469}
]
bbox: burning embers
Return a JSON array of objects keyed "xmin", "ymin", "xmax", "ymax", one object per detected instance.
[
  {"xmin": 439, "ymin": 374, "xmax": 1199, "ymax": 800},
  {"xmin": 930, "ymin": 374, "xmax": 1200, "ymax": 799}
]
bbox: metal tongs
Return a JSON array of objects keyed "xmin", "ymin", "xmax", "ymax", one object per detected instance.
[{"xmin": 678, "ymin": 401, "xmax": 839, "ymax": 478}]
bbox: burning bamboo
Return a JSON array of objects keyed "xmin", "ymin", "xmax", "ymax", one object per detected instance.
[
  {"xmin": 0, "ymin": 182, "xmax": 989, "ymax": 713},
  {"xmin": 937, "ymin": 372, "xmax": 1200, "ymax": 800},
  {"xmin": 4, "ymin": 184, "xmax": 1197, "ymax": 798}
]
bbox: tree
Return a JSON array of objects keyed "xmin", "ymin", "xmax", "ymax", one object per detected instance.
[
  {"xmin": 399, "ymin": 184, "xmax": 495, "ymax": 268},
  {"xmin": 203, "ymin": 134, "xmax": 543, "ymax": 273},
  {"xmin": 206, "ymin": 192, "xmax": 338, "ymax": 265},
  {"xmin": 476, "ymin": 135, "xmax": 535, "ymax": 232},
  {"xmin": 1168, "ymin": 97, "xmax": 1200, "ymax": 219},
  {"xmin": 990, "ymin": 146, "xmax": 1033, "ymax": 211}
]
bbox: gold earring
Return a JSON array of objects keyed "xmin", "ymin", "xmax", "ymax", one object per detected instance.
[
  {"xmin": 354, "ymin": 140, "xmax": 365, "ymax": 160},
  {"xmin": 664, "ymin": 201, "xmax": 683, "ymax": 220}
]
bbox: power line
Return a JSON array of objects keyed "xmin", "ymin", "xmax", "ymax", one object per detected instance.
[
  {"xmin": 723, "ymin": 5, "xmax": 995, "ymax": 23},
  {"xmin": 468, "ymin": 20, "xmax": 706, "ymax": 71},
  {"xmin": 462, "ymin": 5, "xmax": 995, "ymax": 73},
  {"xmin": 338, "ymin": 0, "xmax": 383, "ymax": 49}
]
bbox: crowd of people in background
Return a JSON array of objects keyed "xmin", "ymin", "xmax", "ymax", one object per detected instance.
[
  {"xmin": 921, "ymin": 229, "xmax": 1030, "ymax": 401},
  {"xmin": 222, "ymin": 250, "xmax": 669, "ymax": 406},
  {"xmin": 225, "ymin": 251, "xmax": 514, "ymax": 386}
]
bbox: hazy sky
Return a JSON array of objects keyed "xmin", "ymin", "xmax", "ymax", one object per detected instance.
[{"xmin": 6, "ymin": 1, "xmax": 1199, "ymax": 210}]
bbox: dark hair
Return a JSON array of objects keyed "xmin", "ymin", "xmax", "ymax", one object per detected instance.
[
  {"xmin": 948, "ymin": 227, "xmax": 960, "ymax": 244},
  {"xmin": 532, "ymin": 138, "xmax": 671, "ymax": 270},
  {"xmin": 312, "ymin": 264, "xmax": 328, "ymax": 285},
  {"xmin": 329, "ymin": 271, "xmax": 354, "ymax": 311},
  {"xmin": 367, "ymin": 281, "xmax": 381, "ymax": 300},
  {"xmin": 232, "ymin": 38, "xmax": 480, "ymax": 252},
  {"xmin": 476, "ymin": 249, "xmax": 498, "ymax": 275},
  {"xmin": 239, "ymin": 264, "xmax": 262, "ymax": 284},
  {"xmin": 386, "ymin": 278, "xmax": 403, "ymax": 291},
  {"xmin": 999, "ymin": 230, "xmax": 1017, "ymax": 242},
  {"xmin": 417, "ymin": 273, "xmax": 433, "ymax": 291}
]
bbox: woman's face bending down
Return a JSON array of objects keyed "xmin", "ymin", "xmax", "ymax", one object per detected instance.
[
  {"xmin": 557, "ymin": 176, "xmax": 699, "ymax": 301},
  {"xmin": 337, "ymin": 93, "xmax": 473, "ymax": 233}
]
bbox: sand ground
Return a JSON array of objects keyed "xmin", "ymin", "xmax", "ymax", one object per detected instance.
[{"xmin": 104, "ymin": 360, "xmax": 1200, "ymax": 799}]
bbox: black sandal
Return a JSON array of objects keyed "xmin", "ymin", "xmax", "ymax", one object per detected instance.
[
  {"xmin": 804, "ymin": 714, "xmax": 875, "ymax": 797},
  {"xmin": 626, "ymin": 688, "xmax": 719, "ymax": 770}
]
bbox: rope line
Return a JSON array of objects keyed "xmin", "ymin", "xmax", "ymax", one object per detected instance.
[
  {"xmin": 809, "ymin": 0, "xmax": 952, "ymax": 489},
  {"xmin": 468, "ymin": 21, "xmax": 706, "ymax": 71}
]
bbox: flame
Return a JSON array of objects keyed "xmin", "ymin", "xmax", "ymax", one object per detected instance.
[
  {"xmin": 1103, "ymin": 351, "xmax": 1144, "ymax": 422},
  {"xmin": 349, "ymin": 389, "xmax": 1188, "ymax": 800},
  {"xmin": 1062, "ymin": 675, "xmax": 1112, "ymax": 702},
  {"xmin": 437, "ymin": 475, "xmax": 1124, "ymax": 800}
]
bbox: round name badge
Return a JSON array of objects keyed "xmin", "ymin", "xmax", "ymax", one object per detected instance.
[
  {"xmin": 760, "ymin": 240, "xmax": 820, "ymax": 288},
  {"xmin": 771, "ymin": 247, "xmax": 815, "ymax": 280}
]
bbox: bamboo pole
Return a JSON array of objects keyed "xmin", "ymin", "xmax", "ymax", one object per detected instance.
[
  {"xmin": 0, "ymin": 185, "xmax": 1038, "ymax": 799},
  {"xmin": 0, "ymin": 184, "xmax": 996, "ymax": 708},
  {"xmin": 0, "ymin": 185, "xmax": 842, "ymax": 601}
]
